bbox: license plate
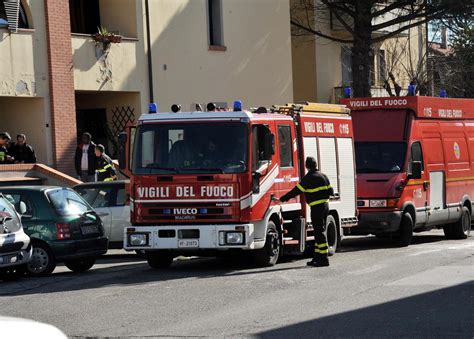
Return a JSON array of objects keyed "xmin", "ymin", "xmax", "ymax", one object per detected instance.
[
  {"xmin": 81, "ymin": 225, "xmax": 99, "ymax": 235},
  {"xmin": 178, "ymin": 239, "xmax": 199, "ymax": 248}
]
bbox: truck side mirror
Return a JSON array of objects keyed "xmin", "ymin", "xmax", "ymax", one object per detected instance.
[
  {"xmin": 118, "ymin": 132, "xmax": 128, "ymax": 171},
  {"xmin": 263, "ymin": 133, "xmax": 275, "ymax": 160},
  {"xmin": 411, "ymin": 161, "xmax": 422, "ymax": 179}
]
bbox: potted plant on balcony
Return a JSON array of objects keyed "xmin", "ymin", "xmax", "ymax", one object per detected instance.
[{"xmin": 93, "ymin": 26, "xmax": 122, "ymax": 55}]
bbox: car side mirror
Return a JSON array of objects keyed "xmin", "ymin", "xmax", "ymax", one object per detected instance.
[
  {"xmin": 411, "ymin": 161, "xmax": 422, "ymax": 179},
  {"xmin": 263, "ymin": 133, "xmax": 275, "ymax": 160},
  {"xmin": 118, "ymin": 132, "xmax": 128, "ymax": 171}
]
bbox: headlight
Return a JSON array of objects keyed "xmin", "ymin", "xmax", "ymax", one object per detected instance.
[
  {"xmin": 369, "ymin": 199, "xmax": 387, "ymax": 208},
  {"xmin": 225, "ymin": 232, "xmax": 244, "ymax": 245},
  {"xmin": 129, "ymin": 233, "xmax": 148, "ymax": 246}
]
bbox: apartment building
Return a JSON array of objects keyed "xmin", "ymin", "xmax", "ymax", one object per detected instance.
[{"xmin": 0, "ymin": 0, "xmax": 293, "ymax": 174}]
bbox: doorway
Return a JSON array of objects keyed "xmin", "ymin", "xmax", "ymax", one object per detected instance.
[{"xmin": 76, "ymin": 108, "xmax": 108, "ymax": 151}]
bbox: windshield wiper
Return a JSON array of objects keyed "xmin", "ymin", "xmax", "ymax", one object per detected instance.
[{"xmin": 180, "ymin": 167, "xmax": 224, "ymax": 174}]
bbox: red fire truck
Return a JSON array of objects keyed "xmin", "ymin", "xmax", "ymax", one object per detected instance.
[
  {"xmin": 119, "ymin": 102, "xmax": 357, "ymax": 268},
  {"xmin": 342, "ymin": 96, "xmax": 474, "ymax": 245}
]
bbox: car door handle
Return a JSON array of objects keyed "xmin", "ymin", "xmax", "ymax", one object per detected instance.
[{"xmin": 97, "ymin": 212, "xmax": 109, "ymax": 217}]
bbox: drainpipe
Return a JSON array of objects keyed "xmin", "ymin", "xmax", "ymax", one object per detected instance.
[{"xmin": 145, "ymin": 0, "xmax": 154, "ymax": 103}]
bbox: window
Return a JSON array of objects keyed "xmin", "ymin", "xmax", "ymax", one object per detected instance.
[
  {"xmin": 409, "ymin": 142, "xmax": 424, "ymax": 173},
  {"xmin": 278, "ymin": 125, "xmax": 293, "ymax": 167},
  {"xmin": 208, "ymin": 0, "xmax": 223, "ymax": 46},
  {"xmin": 115, "ymin": 188, "xmax": 126, "ymax": 206},
  {"xmin": 378, "ymin": 50, "xmax": 386, "ymax": 84},
  {"xmin": 69, "ymin": 0, "xmax": 100, "ymax": 34},
  {"xmin": 341, "ymin": 46, "xmax": 352, "ymax": 86},
  {"xmin": 47, "ymin": 189, "xmax": 91, "ymax": 216},
  {"xmin": 0, "ymin": 1, "xmax": 29, "ymax": 30},
  {"xmin": 3, "ymin": 193, "xmax": 34, "ymax": 217},
  {"xmin": 75, "ymin": 187, "xmax": 113, "ymax": 208}
]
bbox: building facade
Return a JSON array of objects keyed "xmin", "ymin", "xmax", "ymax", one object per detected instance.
[{"xmin": 0, "ymin": 0, "xmax": 293, "ymax": 174}]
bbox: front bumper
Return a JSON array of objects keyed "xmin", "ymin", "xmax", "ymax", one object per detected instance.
[
  {"xmin": 355, "ymin": 210, "xmax": 403, "ymax": 234},
  {"xmin": 51, "ymin": 236, "xmax": 109, "ymax": 261},
  {"xmin": 0, "ymin": 244, "xmax": 32, "ymax": 268},
  {"xmin": 124, "ymin": 224, "xmax": 260, "ymax": 250}
]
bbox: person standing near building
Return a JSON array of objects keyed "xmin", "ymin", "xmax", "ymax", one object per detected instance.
[
  {"xmin": 10, "ymin": 134, "xmax": 37, "ymax": 164},
  {"xmin": 279, "ymin": 157, "xmax": 333, "ymax": 267},
  {"xmin": 0, "ymin": 132, "xmax": 14, "ymax": 164},
  {"xmin": 94, "ymin": 144, "xmax": 117, "ymax": 182},
  {"xmin": 74, "ymin": 132, "xmax": 96, "ymax": 182}
]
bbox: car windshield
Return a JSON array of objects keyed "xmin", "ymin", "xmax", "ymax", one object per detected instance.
[
  {"xmin": 355, "ymin": 142, "xmax": 407, "ymax": 173},
  {"xmin": 0, "ymin": 197, "xmax": 21, "ymax": 233},
  {"xmin": 47, "ymin": 188, "xmax": 91, "ymax": 216},
  {"xmin": 132, "ymin": 122, "xmax": 248, "ymax": 174},
  {"xmin": 75, "ymin": 187, "xmax": 112, "ymax": 208}
]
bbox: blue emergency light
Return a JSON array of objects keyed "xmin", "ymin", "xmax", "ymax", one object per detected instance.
[
  {"xmin": 343, "ymin": 86, "xmax": 351, "ymax": 98},
  {"xmin": 149, "ymin": 103, "xmax": 158, "ymax": 113},
  {"xmin": 408, "ymin": 84, "xmax": 416, "ymax": 96},
  {"xmin": 233, "ymin": 100, "xmax": 242, "ymax": 111},
  {"xmin": 439, "ymin": 88, "xmax": 447, "ymax": 98}
]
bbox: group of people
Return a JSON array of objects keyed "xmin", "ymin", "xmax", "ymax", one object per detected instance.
[
  {"xmin": 0, "ymin": 132, "xmax": 37, "ymax": 164},
  {"xmin": 74, "ymin": 132, "xmax": 117, "ymax": 183}
]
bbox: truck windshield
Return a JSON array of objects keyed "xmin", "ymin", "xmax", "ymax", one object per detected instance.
[
  {"xmin": 355, "ymin": 142, "xmax": 407, "ymax": 173},
  {"xmin": 133, "ymin": 122, "xmax": 248, "ymax": 174}
]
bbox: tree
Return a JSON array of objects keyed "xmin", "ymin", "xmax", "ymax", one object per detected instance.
[{"xmin": 291, "ymin": 0, "xmax": 474, "ymax": 97}]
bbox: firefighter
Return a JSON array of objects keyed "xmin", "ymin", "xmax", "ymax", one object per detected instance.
[
  {"xmin": 94, "ymin": 144, "xmax": 117, "ymax": 182},
  {"xmin": 0, "ymin": 132, "xmax": 14, "ymax": 164},
  {"xmin": 279, "ymin": 157, "xmax": 333, "ymax": 267}
]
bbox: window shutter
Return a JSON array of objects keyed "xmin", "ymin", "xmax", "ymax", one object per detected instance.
[{"xmin": 3, "ymin": 0, "xmax": 19, "ymax": 32}]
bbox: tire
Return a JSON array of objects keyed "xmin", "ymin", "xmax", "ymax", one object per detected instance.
[
  {"xmin": 27, "ymin": 242, "xmax": 56, "ymax": 277},
  {"xmin": 442, "ymin": 224, "xmax": 455, "ymax": 239},
  {"xmin": 325, "ymin": 215, "xmax": 340, "ymax": 256},
  {"xmin": 452, "ymin": 206, "xmax": 471, "ymax": 239},
  {"xmin": 146, "ymin": 251, "xmax": 174, "ymax": 269},
  {"xmin": 253, "ymin": 221, "xmax": 280, "ymax": 267},
  {"xmin": 396, "ymin": 212, "xmax": 413, "ymax": 247},
  {"xmin": 64, "ymin": 257, "xmax": 96, "ymax": 273}
]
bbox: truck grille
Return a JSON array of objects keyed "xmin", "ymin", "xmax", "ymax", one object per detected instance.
[{"xmin": 140, "ymin": 202, "xmax": 235, "ymax": 222}]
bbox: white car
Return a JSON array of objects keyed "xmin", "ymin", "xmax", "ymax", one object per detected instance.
[
  {"xmin": 0, "ymin": 317, "xmax": 66, "ymax": 338},
  {"xmin": 0, "ymin": 194, "xmax": 32, "ymax": 280},
  {"xmin": 74, "ymin": 181, "xmax": 130, "ymax": 249}
]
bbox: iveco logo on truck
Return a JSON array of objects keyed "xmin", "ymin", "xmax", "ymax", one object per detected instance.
[{"xmin": 174, "ymin": 208, "xmax": 198, "ymax": 215}]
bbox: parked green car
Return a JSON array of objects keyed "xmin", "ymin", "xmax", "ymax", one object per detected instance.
[{"xmin": 0, "ymin": 186, "xmax": 108, "ymax": 276}]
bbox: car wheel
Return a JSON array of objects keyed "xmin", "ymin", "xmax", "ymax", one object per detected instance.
[
  {"xmin": 253, "ymin": 221, "xmax": 280, "ymax": 267},
  {"xmin": 145, "ymin": 251, "xmax": 174, "ymax": 269},
  {"xmin": 64, "ymin": 257, "xmax": 96, "ymax": 273},
  {"xmin": 452, "ymin": 206, "xmax": 471, "ymax": 239},
  {"xmin": 27, "ymin": 242, "xmax": 56, "ymax": 277},
  {"xmin": 325, "ymin": 215, "xmax": 340, "ymax": 256},
  {"xmin": 396, "ymin": 212, "xmax": 413, "ymax": 247},
  {"xmin": 442, "ymin": 224, "xmax": 455, "ymax": 239}
]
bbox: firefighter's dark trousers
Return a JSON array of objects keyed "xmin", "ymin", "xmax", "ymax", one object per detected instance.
[{"xmin": 310, "ymin": 203, "xmax": 329, "ymax": 260}]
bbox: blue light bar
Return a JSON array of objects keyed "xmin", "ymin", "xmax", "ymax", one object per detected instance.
[
  {"xmin": 439, "ymin": 88, "xmax": 447, "ymax": 98},
  {"xmin": 408, "ymin": 84, "xmax": 416, "ymax": 96},
  {"xmin": 233, "ymin": 100, "xmax": 242, "ymax": 111},
  {"xmin": 149, "ymin": 103, "xmax": 158, "ymax": 113}
]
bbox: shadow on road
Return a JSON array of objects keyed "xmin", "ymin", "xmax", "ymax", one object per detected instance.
[
  {"xmin": 338, "ymin": 233, "xmax": 449, "ymax": 253},
  {"xmin": 257, "ymin": 282, "xmax": 474, "ymax": 338}
]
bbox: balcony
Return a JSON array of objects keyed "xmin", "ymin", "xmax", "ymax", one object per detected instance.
[{"xmin": 72, "ymin": 34, "xmax": 145, "ymax": 92}]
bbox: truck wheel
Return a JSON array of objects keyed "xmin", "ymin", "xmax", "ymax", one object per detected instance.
[
  {"xmin": 27, "ymin": 242, "xmax": 56, "ymax": 277},
  {"xmin": 452, "ymin": 206, "xmax": 471, "ymax": 239},
  {"xmin": 64, "ymin": 257, "xmax": 96, "ymax": 273},
  {"xmin": 396, "ymin": 213, "xmax": 413, "ymax": 247},
  {"xmin": 253, "ymin": 221, "xmax": 280, "ymax": 267},
  {"xmin": 326, "ymin": 215, "xmax": 340, "ymax": 256},
  {"xmin": 442, "ymin": 224, "xmax": 455, "ymax": 239},
  {"xmin": 146, "ymin": 251, "xmax": 174, "ymax": 269}
]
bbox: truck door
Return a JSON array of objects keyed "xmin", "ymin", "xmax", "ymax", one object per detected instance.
[
  {"xmin": 275, "ymin": 124, "xmax": 299, "ymax": 203},
  {"xmin": 408, "ymin": 142, "xmax": 428, "ymax": 225}
]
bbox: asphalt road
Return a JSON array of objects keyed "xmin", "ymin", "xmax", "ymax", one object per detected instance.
[{"xmin": 1, "ymin": 230, "xmax": 473, "ymax": 338}]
